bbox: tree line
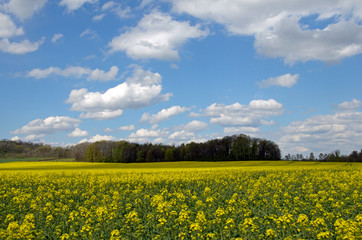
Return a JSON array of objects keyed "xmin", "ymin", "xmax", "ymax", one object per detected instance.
[
  {"xmin": 0, "ymin": 139, "xmax": 72, "ymax": 159},
  {"xmin": 2, "ymin": 135, "xmax": 361, "ymax": 162},
  {"xmin": 81, "ymin": 134, "xmax": 281, "ymax": 163},
  {"xmin": 0, "ymin": 134, "xmax": 281, "ymax": 162},
  {"xmin": 284, "ymin": 149, "xmax": 362, "ymax": 162}
]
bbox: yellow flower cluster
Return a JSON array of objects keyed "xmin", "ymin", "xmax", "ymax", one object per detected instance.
[{"xmin": 0, "ymin": 162, "xmax": 360, "ymax": 239}]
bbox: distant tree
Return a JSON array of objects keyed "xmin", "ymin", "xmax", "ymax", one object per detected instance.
[
  {"xmin": 179, "ymin": 144, "xmax": 186, "ymax": 161},
  {"xmin": 185, "ymin": 142, "xmax": 196, "ymax": 161},
  {"xmin": 165, "ymin": 148, "xmax": 175, "ymax": 162},
  {"xmin": 86, "ymin": 143, "xmax": 103, "ymax": 162},
  {"xmin": 72, "ymin": 142, "xmax": 90, "ymax": 161},
  {"xmin": 251, "ymin": 140, "xmax": 258, "ymax": 160},
  {"xmin": 146, "ymin": 149, "xmax": 153, "ymax": 162},
  {"xmin": 113, "ymin": 145, "xmax": 122, "ymax": 162},
  {"xmin": 309, "ymin": 152, "xmax": 315, "ymax": 161},
  {"xmin": 231, "ymin": 135, "xmax": 251, "ymax": 160},
  {"xmin": 136, "ymin": 150, "xmax": 144, "ymax": 162}
]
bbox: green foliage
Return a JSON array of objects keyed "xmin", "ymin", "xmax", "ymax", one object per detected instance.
[
  {"xmin": 164, "ymin": 148, "xmax": 175, "ymax": 162},
  {"xmin": 113, "ymin": 145, "xmax": 122, "ymax": 163},
  {"xmin": 136, "ymin": 150, "xmax": 144, "ymax": 162}
]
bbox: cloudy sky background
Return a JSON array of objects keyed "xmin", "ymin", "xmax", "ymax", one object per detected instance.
[{"xmin": 1, "ymin": 0, "xmax": 362, "ymax": 156}]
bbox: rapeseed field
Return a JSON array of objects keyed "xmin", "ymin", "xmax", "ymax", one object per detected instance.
[{"xmin": 0, "ymin": 161, "xmax": 360, "ymax": 239}]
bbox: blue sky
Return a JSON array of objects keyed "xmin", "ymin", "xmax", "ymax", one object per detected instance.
[{"xmin": 1, "ymin": 0, "xmax": 362, "ymax": 156}]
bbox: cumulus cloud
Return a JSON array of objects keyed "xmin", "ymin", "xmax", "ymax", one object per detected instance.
[
  {"xmin": 87, "ymin": 66, "xmax": 119, "ymax": 81},
  {"xmin": 108, "ymin": 10, "xmax": 208, "ymax": 60},
  {"xmin": 92, "ymin": 14, "xmax": 105, "ymax": 21},
  {"xmin": 79, "ymin": 110, "xmax": 123, "ymax": 120},
  {"xmin": 27, "ymin": 65, "xmax": 119, "ymax": 81},
  {"xmin": 23, "ymin": 134, "xmax": 46, "ymax": 141},
  {"xmin": 67, "ymin": 128, "xmax": 88, "ymax": 137},
  {"xmin": 2, "ymin": 0, "xmax": 47, "ymax": 20},
  {"xmin": 118, "ymin": 125, "xmax": 135, "ymax": 131},
  {"xmin": 101, "ymin": 1, "xmax": 130, "ymax": 18},
  {"xmin": 280, "ymin": 111, "xmax": 362, "ymax": 154},
  {"xmin": 0, "ymin": 37, "xmax": 44, "ymax": 54},
  {"xmin": 188, "ymin": 112, "xmax": 202, "ymax": 118},
  {"xmin": 184, "ymin": 120, "xmax": 208, "ymax": 132},
  {"xmin": 128, "ymin": 128, "xmax": 170, "ymax": 143},
  {"xmin": 51, "ymin": 33, "xmax": 63, "ymax": 43},
  {"xmin": 12, "ymin": 135, "xmax": 58, "ymax": 142},
  {"xmin": 0, "ymin": 8, "xmax": 45, "ymax": 55},
  {"xmin": 337, "ymin": 99, "xmax": 362, "ymax": 110},
  {"xmin": 257, "ymin": 73, "xmax": 299, "ymax": 88},
  {"xmin": 170, "ymin": 0, "xmax": 362, "ymax": 63},
  {"xmin": 168, "ymin": 130, "xmax": 195, "ymax": 140},
  {"xmin": 12, "ymin": 116, "xmax": 81, "ymax": 136},
  {"xmin": 129, "ymin": 128, "xmax": 168, "ymax": 139},
  {"xmin": 59, "ymin": 0, "xmax": 96, "ymax": 12},
  {"xmin": 223, "ymin": 126, "xmax": 259, "ymax": 136},
  {"xmin": 205, "ymin": 99, "xmax": 283, "ymax": 127},
  {"xmin": 255, "ymin": 17, "xmax": 362, "ymax": 64},
  {"xmin": 79, "ymin": 134, "xmax": 117, "ymax": 143},
  {"xmin": 0, "ymin": 12, "xmax": 23, "ymax": 38},
  {"xmin": 66, "ymin": 67, "xmax": 172, "ymax": 120},
  {"xmin": 141, "ymin": 106, "xmax": 189, "ymax": 124}
]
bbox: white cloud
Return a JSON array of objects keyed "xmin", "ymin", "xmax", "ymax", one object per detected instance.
[
  {"xmin": 294, "ymin": 146, "xmax": 310, "ymax": 153},
  {"xmin": 141, "ymin": 106, "xmax": 189, "ymax": 124},
  {"xmin": 169, "ymin": 130, "xmax": 195, "ymax": 140},
  {"xmin": 337, "ymin": 99, "xmax": 362, "ymax": 110},
  {"xmin": 51, "ymin": 33, "xmax": 63, "ymax": 43},
  {"xmin": 59, "ymin": 0, "xmax": 97, "ymax": 12},
  {"xmin": 93, "ymin": 14, "xmax": 105, "ymax": 21},
  {"xmin": 223, "ymin": 126, "xmax": 259, "ymax": 136},
  {"xmin": 88, "ymin": 66, "xmax": 119, "ymax": 81},
  {"xmin": 255, "ymin": 17, "xmax": 362, "ymax": 64},
  {"xmin": 104, "ymin": 128, "xmax": 114, "ymax": 132},
  {"xmin": 79, "ymin": 134, "xmax": 117, "ymax": 143},
  {"xmin": 27, "ymin": 65, "xmax": 119, "ymax": 81},
  {"xmin": 258, "ymin": 73, "xmax": 299, "ymax": 88},
  {"xmin": 0, "ymin": 12, "xmax": 23, "ymax": 38},
  {"xmin": 118, "ymin": 125, "xmax": 135, "ymax": 131},
  {"xmin": 280, "ymin": 111, "xmax": 362, "ymax": 154},
  {"xmin": 108, "ymin": 10, "xmax": 208, "ymax": 60},
  {"xmin": 101, "ymin": 1, "xmax": 115, "ymax": 11},
  {"xmin": 2, "ymin": 0, "xmax": 47, "ymax": 20},
  {"xmin": 27, "ymin": 67, "xmax": 60, "ymax": 79},
  {"xmin": 170, "ymin": 63, "xmax": 179, "ymax": 69},
  {"xmin": 68, "ymin": 128, "xmax": 89, "ymax": 137},
  {"xmin": 205, "ymin": 99, "xmax": 283, "ymax": 127},
  {"xmin": 184, "ymin": 120, "xmax": 208, "ymax": 132},
  {"xmin": 170, "ymin": 0, "xmax": 362, "ymax": 34},
  {"xmin": 10, "ymin": 136, "xmax": 20, "ymax": 141},
  {"xmin": 170, "ymin": 0, "xmax": 362, "ymax": 63},
  {"xmin": 79, "ymin": 110, "xmax": 123, "ymax": 120},
  {"xmin": 23, "ymin": 134, "xmax": 46, "ymax": 141},
  {"xmin": 12, "ymin": 116, "xmax": 81, "ymax": 135},
  {"xmin": 129, "ymin": 128, "xmax": 167, "ymax": 139},
  {"xmin": 188, "ymin": 112, "xmax": 202, "ymax": 118},
  {"xmin": 80, "ymin": 28, "xmax": 98, "ymax": 39},
  {"xmin": 0, "ymin": 37, "xmax": 44, "ymax": 54},
  {"xmin": 101, "ymin": 1, "xmax": 130, "ymax": 18},
  {"xmin": 66, "ymin": 67, "xmax": 172, "ymax": 120}
]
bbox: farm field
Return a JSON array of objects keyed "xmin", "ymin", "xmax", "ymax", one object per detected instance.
[
  {"xmin": 0, "ymin": 161, "xmax": 361, "ymax": 239},
  {"xmin": 0, "ymin": 158, "xmax": 75, "ymax": 164}
]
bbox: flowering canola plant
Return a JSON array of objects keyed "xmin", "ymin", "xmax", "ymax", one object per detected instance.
[{"xmin": 0, "ymin": 161, "xmax": 361, "ymax": 239}]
